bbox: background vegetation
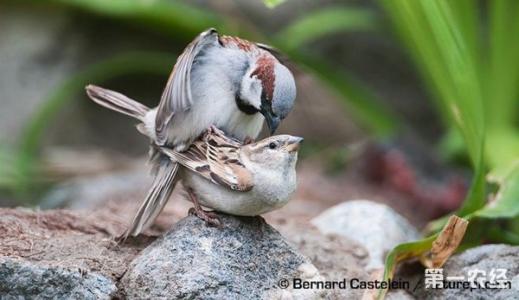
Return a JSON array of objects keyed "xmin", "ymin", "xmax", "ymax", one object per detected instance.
[{"xmin": 1, "ymin": 0, "xmax": 518, "ymax": 295}]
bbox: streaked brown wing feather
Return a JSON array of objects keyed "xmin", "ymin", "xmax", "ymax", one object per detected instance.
[
  {"xmin": 155, "ymin": 28, "xmax": 219, "ymax": 145},
  {"xmin": 160, "ymin": 127, "xmax": 253, "ymax": 192}
]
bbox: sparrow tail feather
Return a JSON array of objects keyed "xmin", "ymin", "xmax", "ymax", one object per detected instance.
[
  {"xmin": 120, "ymin": 160, "xmax": 179, "ymax": 240},
  {"xmin": 85, "ymin": 84, "xmax": 149, "ymax": 121}
]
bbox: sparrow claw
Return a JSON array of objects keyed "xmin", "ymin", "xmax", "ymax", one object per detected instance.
[
  {"xmin": 188, "ymin": 207, "xmax": 222, "ymax": 227},
  {"xmin": 188, "ymin": 207, "xmax": 196, "ymax": 216},
  {"xmin": 186, "ymin": 187, "xmax": 223, "ymax": 227}
]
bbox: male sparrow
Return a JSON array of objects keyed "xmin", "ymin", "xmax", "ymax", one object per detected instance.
[
  {"xmin": 161, "ymin": 126, "xmax": 302, "ymax": 221},
  {"xmin": 85, "ymin": 28, "xmax": 296, "ymax": 237}
]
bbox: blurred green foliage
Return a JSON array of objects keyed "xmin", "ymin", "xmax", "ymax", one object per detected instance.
[
  {"xmin": 277, "ymin": 7, "xmax": 377, "ymax": 50},
  {"xmin": 3, "ymin": 0, "xmax": 399, "ymax": 199},
  {"xmin": 54, "ymin": 0, "xmax": 223, "ymax": 37},
  {"xmin": 1, "ymin": 51, "xmax": 177, "ymax": 199},
  {"xmin": 377, "ymin": 0, "xmax": 519, "ymax": 296},
  {"xmin": 263, "ymin": 0, "xmax": 285, "ymax": 9}
]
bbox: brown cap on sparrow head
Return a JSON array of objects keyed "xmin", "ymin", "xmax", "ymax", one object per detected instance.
[{"xmin": 237, "ymin": 52, "xmax": 296, "ymax": 134}]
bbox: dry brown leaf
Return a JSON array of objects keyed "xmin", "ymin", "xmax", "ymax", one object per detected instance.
[{"xmin": 422, "ymin": 215, "xmax": 468, "ymax": 268}]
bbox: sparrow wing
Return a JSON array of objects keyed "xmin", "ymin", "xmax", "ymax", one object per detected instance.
[
  {"xmin": 120, "ymin": 160, "xmax": 179, "ymax": 240},
  {"xmin": 160, "ymin": 127, "xmax": 254, "ymax": 192},
  {"xmin": 155, "ymin": 28, "xmax": 219, "ymax": 145}
]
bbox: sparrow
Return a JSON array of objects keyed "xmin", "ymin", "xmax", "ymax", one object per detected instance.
[
  {"xmin": 160, "ymin": 126, "xmax": 302, "ymax": 222},
  {"xmin": 85, "ymin": 28, "xmax": 296, "ymax": 238}
]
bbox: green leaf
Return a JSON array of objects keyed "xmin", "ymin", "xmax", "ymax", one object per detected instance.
[
  {"xmin": 388, "ymin": 0, "xmax": 485, "ymax": 168},
  {"xmin": 278, "ymin": 7, "xmax": 377, "ymax": 50},
  {"xmin": 486, "ymin": 0, "xmax": 519, "ymax": 130},
  {"xmin": 0, "ymin": 145, "xmax": 21, "ymax": 189},
  {"xmin": 381, "ymin": 0, "xmax": 519, "ymax": 293},
  {"xmin": 381, "ymin": 0, "xmax": 486, "ymax": 213},
  {"xmin": 485, "ymin": 129, "xmax": 519, "ymax": 171},
  {"xmin": 263, "ymin": 0, "xmax": 286, "ymax": 9},
  {"xmin": 379, "ymin": 0, "xmax": 489, "ymax": 290},
  {"xmin": 473, "ymin": 162, "xmax": 519, "ymax": 218},
  {"xmin": 51, "ymin": 0, "xmax": 224, "ymax": 38},
  {"xmin": 377, "ymin": 236, "xmax": 436, "ymax": 299}
]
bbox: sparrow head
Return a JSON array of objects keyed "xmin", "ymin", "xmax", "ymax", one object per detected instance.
[
  {"xmin": 240, "ymin": 135, "xmax": 303, "ymax": 172},
  {"xmin": 238, "ymin": 55, "xmax": 296, "ymax": 134}
]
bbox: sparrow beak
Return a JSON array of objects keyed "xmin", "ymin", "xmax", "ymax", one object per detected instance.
[
  {"xmin": 286, "ymin": 136, "xmax": 304, "ymax": 153},
  {"xmin": 260, "ymin": 105, "xmax": 280, "ymax": 135}
]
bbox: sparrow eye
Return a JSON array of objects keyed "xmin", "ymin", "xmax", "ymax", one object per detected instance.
[{"xmin": 268, "ymin": 142, "xmax": 277, "ymax": 149}]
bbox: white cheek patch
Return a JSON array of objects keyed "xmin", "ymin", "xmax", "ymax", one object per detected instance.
[{"xmin": 240, "ymin": 76, "xmax": 262, "ymax": 109}]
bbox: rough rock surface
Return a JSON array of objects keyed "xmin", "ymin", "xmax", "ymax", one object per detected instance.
[
  {"xmin": 312, "ymin": 200, "xmax": 420, "ymax": 270},
  {"xmin": 0, "ymin": 206, "xmax": 400, "ymax": 299},
  {"xmin": 0, "ymin": 257, "xmax": 116, "ymax": 299},
  {"xmin": 273, "ymin": 218, "xmax": 370, "ymax": 299},
  {"xmin": 121, "ymin": 213, "xmax": 328, "ymax": 300},
  {"xmin": 0, "ymin": 208, "xmax": 147, "ymax": 299},
  {"xmin": 412, "ymin": 244, "xmax": 519, "ymax": 299}
]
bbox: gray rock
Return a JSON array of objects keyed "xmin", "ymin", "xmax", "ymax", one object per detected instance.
[
  {"xmin": 413, "ymin": 244, "xmax": 519, "ymax": 299},
  {"xmin": 311, "ymin": 200, "xmax": 420, "ymax": 270},
  {"xmin": 274, "ymin": 219, "xmax": 370, "ymax": 300},
  {"xmin": 121, "ymin": 213, "xmax": 328, "ymax": 300},
  {"xmin": 386, "ymin": 289, "xmax": 416, "ymax": 300},
  {"xmin": 0, "ymin": 257, "xmax": 117, "ymax": 299}
]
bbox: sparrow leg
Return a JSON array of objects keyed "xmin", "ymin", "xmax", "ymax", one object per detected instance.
[
  {"xmin": 243, "ymin": 136, "xmax": 255, "ymax": 145},
  {"xmin": 187, "ymin": 188, "xmax": 222, "ymax": 227}
]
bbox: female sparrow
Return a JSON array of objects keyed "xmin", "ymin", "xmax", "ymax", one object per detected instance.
[
  {"xmin": 85, "ymin": 28, "xmax": 296, "ymax": 237},
  {"xmin": 161, "ymin": 126, "xmax": 302, "ymax": 222}
]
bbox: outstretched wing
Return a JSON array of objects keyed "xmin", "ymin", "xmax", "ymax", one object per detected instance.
[
  {"xmin": 160, "ymin": 127, "xmax": 253, "ymax": 192},
  {"xmin": 155, "ymin": 28, "xmax": 219, "ymax": 145}
]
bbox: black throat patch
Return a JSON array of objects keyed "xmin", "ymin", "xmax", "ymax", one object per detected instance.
[{"xmin": 235, "ymin": 94, "xmax": 258, "ymax": 115}]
